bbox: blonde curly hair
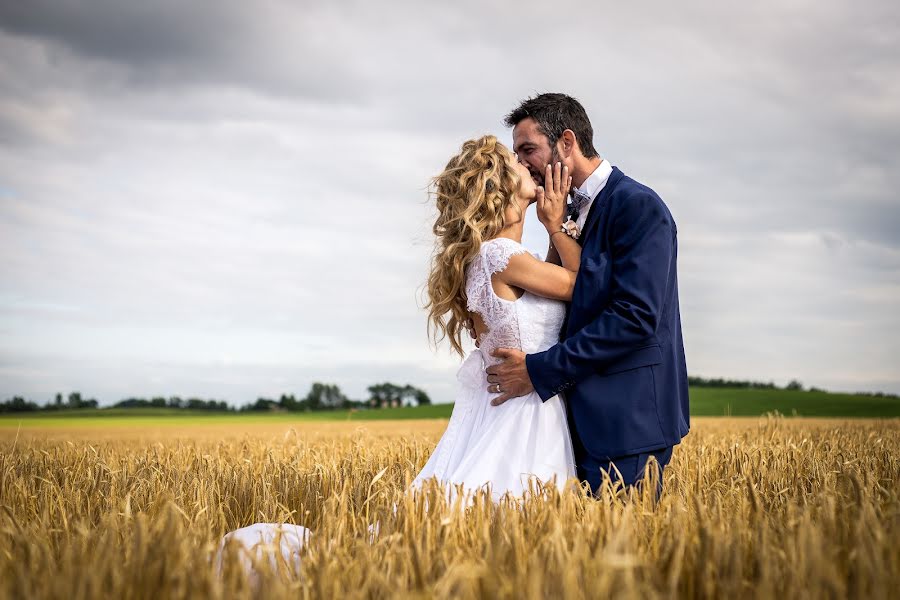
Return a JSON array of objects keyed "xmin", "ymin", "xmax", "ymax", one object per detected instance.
[{"xmin": 426, "ymin": 135, "xmax": 523, "ymax": 356}]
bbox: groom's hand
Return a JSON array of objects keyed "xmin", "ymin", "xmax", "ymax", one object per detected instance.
[
  {"xmin": 536, "ymin": 161, "xmax": 571, "ymax": 232},
  {"xmin": 486, "ymin": 348, "xmax": 534, "ymax": 406}
]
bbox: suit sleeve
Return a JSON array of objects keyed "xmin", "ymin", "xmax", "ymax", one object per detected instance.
[{"xmin": 526, "ymin": 191, "xmax": 675, "ymax": 401}]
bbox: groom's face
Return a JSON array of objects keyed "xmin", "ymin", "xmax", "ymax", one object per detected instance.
[{"xmin": 512, "ymin": 117, "xmax": 560, "ymax": 188}]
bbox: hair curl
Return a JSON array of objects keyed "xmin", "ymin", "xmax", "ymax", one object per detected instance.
[{"xmin": 426, "ymin": 135, "xmax": 522, "ymax": 356}]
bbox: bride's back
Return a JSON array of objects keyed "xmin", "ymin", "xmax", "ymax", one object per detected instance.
[{"xmin": 466, "ymin": 238, "xmax": 567, "ymax": 366}]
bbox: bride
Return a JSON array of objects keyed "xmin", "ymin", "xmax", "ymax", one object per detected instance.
[
  {"xmin": 413, "ymin": 134, "xmax": 580, "ymax": 497},
  {"xmin": 218, "ymin": 134, "xmax": 582, "ymax": 573}
]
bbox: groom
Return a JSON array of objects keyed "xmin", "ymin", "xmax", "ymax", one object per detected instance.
[{"xmin": 486, "ymin": 93, "xmax": 690, "ymax": 496}]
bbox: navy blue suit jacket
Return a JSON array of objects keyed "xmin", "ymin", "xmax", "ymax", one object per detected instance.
[{"xmin": 526, "ymin": 167, "xmax": 690, "ymax": 460}]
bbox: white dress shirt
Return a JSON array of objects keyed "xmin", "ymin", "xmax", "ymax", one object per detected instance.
[{"xmin": 574, "ymin": 159, "xmax": 612, "ymax": 231}]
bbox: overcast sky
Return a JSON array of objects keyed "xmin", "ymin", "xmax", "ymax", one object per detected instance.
[{"xmin": 1, "ymin": 0, "xmax": 898, "ymax": 406}]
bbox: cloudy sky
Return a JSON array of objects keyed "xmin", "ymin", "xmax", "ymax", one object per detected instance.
[{"xmin": 1, "ymin": 0, "xmax": 898, "ymax": 406}]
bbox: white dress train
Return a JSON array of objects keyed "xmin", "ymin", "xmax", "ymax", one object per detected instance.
[{"xmin": 217, "ymin": 238, "xmax": 576, "ymax": 574}]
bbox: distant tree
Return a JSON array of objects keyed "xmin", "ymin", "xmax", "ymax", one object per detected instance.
[
  {"xmin": 786, "ymin": 380, "xmax": 804, "ymax": 391},
  {"xmin": 58, "ymin": 391, "xmax": 98, "ymax": 409},
  {"xmin": 367, "ymin": 383, "xmax": 431, "ymax": 408},
  {"xmin": 242, "ymin": 397, "xmax": 281, "ymax": 412},
  {"xmin": 113, "ymin": 396, "xmax": 232, "ymax": 410},
  {"xmin": 42, "ymin": 392, "xmax": 64, "ymax": 411},
  {"xmin": 304, "ymin": 383, "xmax": 348, "ymax": 410},
  {"xmin": 855, "ymin": 390, "xmax": 900, "ymax": 399},
  {"xmin": 367, "ymin": 383, "xmax": 396, "ymax": 408},
  {"xmin": 0, "ymin": 396, "xmax": 38, "ymax": 413},
  {"xmin": 411, "ymin": 388, "xmax": 431, "ymax": 406},
  {"xmin": 367, "ymin": 383, "xmax": 393, "ymax": 408},
  {"xmin": 180, "ymin": 397, "xmax": 229, "ymax": 411},
  {"xmin": 114, "ymin": 398, "xmax": 146, "ymax": 408},
  {"xmin": 278, "ymin": 394, "xmax": 301, "ymax": 411},
  {"xmin": 186, "ymin": 398, "xmax": 205, "ymax": 410},
  {"xmin": 688, "ymin": 376, "xmax": 777, "ymax": 389},
  {"xmin": 399, "ymin": 385, "xmax": 430, "ymax": 407}
]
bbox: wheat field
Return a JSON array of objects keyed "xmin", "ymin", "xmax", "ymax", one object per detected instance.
[{"xmin": 0, "ymin": 416, "xmax": 897, "ymax": 599}]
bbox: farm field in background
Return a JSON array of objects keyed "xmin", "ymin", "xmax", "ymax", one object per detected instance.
[
  {"xmin": 1, "ymin": 387, "xmax": 900, "ymax": 430},
  {"xmin": 1, "ymin": 416, "xmax": 898, "ymax": 598},
  {"xmin": 686, "ymin": 386, "xmax": 900, "ymax": 417}
]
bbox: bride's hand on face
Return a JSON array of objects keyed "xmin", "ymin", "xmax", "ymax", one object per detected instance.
[{"xmin": 536, "ymin": 162, "xmax": 572, "ymax": 233}]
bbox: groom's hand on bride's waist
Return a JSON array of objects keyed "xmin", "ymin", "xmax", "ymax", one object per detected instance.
[{"xmin": 486, "ymin": 349, "xmax": 534, "ymax": 406}]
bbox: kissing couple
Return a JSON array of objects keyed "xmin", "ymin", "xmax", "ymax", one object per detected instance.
[{"xmin": 220, "ymin": 93, "xmax": 690, "ymax": 570}]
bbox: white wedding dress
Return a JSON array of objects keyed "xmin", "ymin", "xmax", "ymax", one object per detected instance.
[
  {"xmin": 217, "ymin": 237, "xmax": 576, "ymax": 575},
  {"xmin": 409, "ymin": 237, "xmax": 576, "ymax": 498}
]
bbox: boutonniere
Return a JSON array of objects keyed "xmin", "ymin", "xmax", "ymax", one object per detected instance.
[{"xmin": 561, "ymin": 218, "xmax": 580, "ymax": 240}]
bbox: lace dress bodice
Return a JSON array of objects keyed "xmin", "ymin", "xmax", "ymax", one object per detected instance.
[{"xmin": 465, "ymin": 238, "xmax": 567, "ymax": 366}]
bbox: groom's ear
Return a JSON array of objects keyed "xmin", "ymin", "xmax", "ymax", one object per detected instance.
[{"xmin": 559, "ymin": 129, "xmax": 577, "ymax": 157}]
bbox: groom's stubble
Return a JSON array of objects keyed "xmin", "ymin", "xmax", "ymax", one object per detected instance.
[{"xmin": 530, "ymin": 145, "xmax": 563, "ymax": 188}]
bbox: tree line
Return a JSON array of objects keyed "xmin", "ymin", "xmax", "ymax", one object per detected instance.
[
  {"xmin": 688, "ymin": 376, "xmax": 806, "ymax": 390},
  {"xmin": 239, "ymin": 382, "xmax": 430, "ymax": 412},
  {"xmin": 0, "ymin": 382, "xmax": 431, "ymax": 414},
  {"xmin": 687, "ymin": 376, "xmax": 898, "ymax": 398},
  {"xmin": 4, "ymin": 379, "xmax": 897, "ymax": 414},
  {"xmin": 0, "ymin": 392, "xmax": 98, "ymax": 413},
  {"xmin": 688, "ymin": 375, "xmax": 788, "ymax": 390}
]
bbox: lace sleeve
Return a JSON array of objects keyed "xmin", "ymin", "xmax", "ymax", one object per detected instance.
[
  {"xmin": 465, "ymin": 238, "xmax": 529, "ymax": 316},
  {"xmin": 482, "ymin": 238, "xmax": 530, "ymax": 276}
]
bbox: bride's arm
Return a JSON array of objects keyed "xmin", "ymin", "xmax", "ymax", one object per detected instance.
[
  {"xmin": 548, "ymin": 227, "xmax": 581, "ymax": 273},
  {"xmin": 543, "ymin": 232, "xmax": 579, "ymax": 266},
  {"xmin": 545, "ymin": 242, "xmax": 561, "ymax": 266},
  {"xmin": 499, "ymin": 252, "xmax": 577, "ymax": 301},
  {"xmin": 499, "ymin": 163, "xmax": 581, "ymax": 301}
]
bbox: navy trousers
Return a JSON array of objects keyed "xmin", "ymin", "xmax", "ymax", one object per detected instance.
[{"xmin": 578, "ymin": 445, "xmax": 674, "ymax": 498}]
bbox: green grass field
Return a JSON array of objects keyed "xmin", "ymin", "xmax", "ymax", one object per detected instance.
[
  {"xmin": 1, "ymin": 387, "xmax": 898, "ymax": 428},
  {"xmin": 688, "ymin": 387, "xmax": 900, "ymax": 417}
]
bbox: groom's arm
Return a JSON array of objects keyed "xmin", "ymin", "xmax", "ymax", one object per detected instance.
[{"xmin": 525, "ymin": 190, "xmax": 675, "ymax": 401}]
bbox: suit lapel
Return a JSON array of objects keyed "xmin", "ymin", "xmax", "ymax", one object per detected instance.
[{"xmin": 579, "ymin": 166, "xmax": 624, "ymax": 245}]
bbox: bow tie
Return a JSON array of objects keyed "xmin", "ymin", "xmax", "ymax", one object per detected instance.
[{"xmin": 567, "ymin": 189, "xmax": 592, "ymax": 220}]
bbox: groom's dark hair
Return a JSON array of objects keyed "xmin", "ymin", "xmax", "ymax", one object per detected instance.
[{"xmin": 504, "ymin": 93, "xmax": 599, "ymax": 158}]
